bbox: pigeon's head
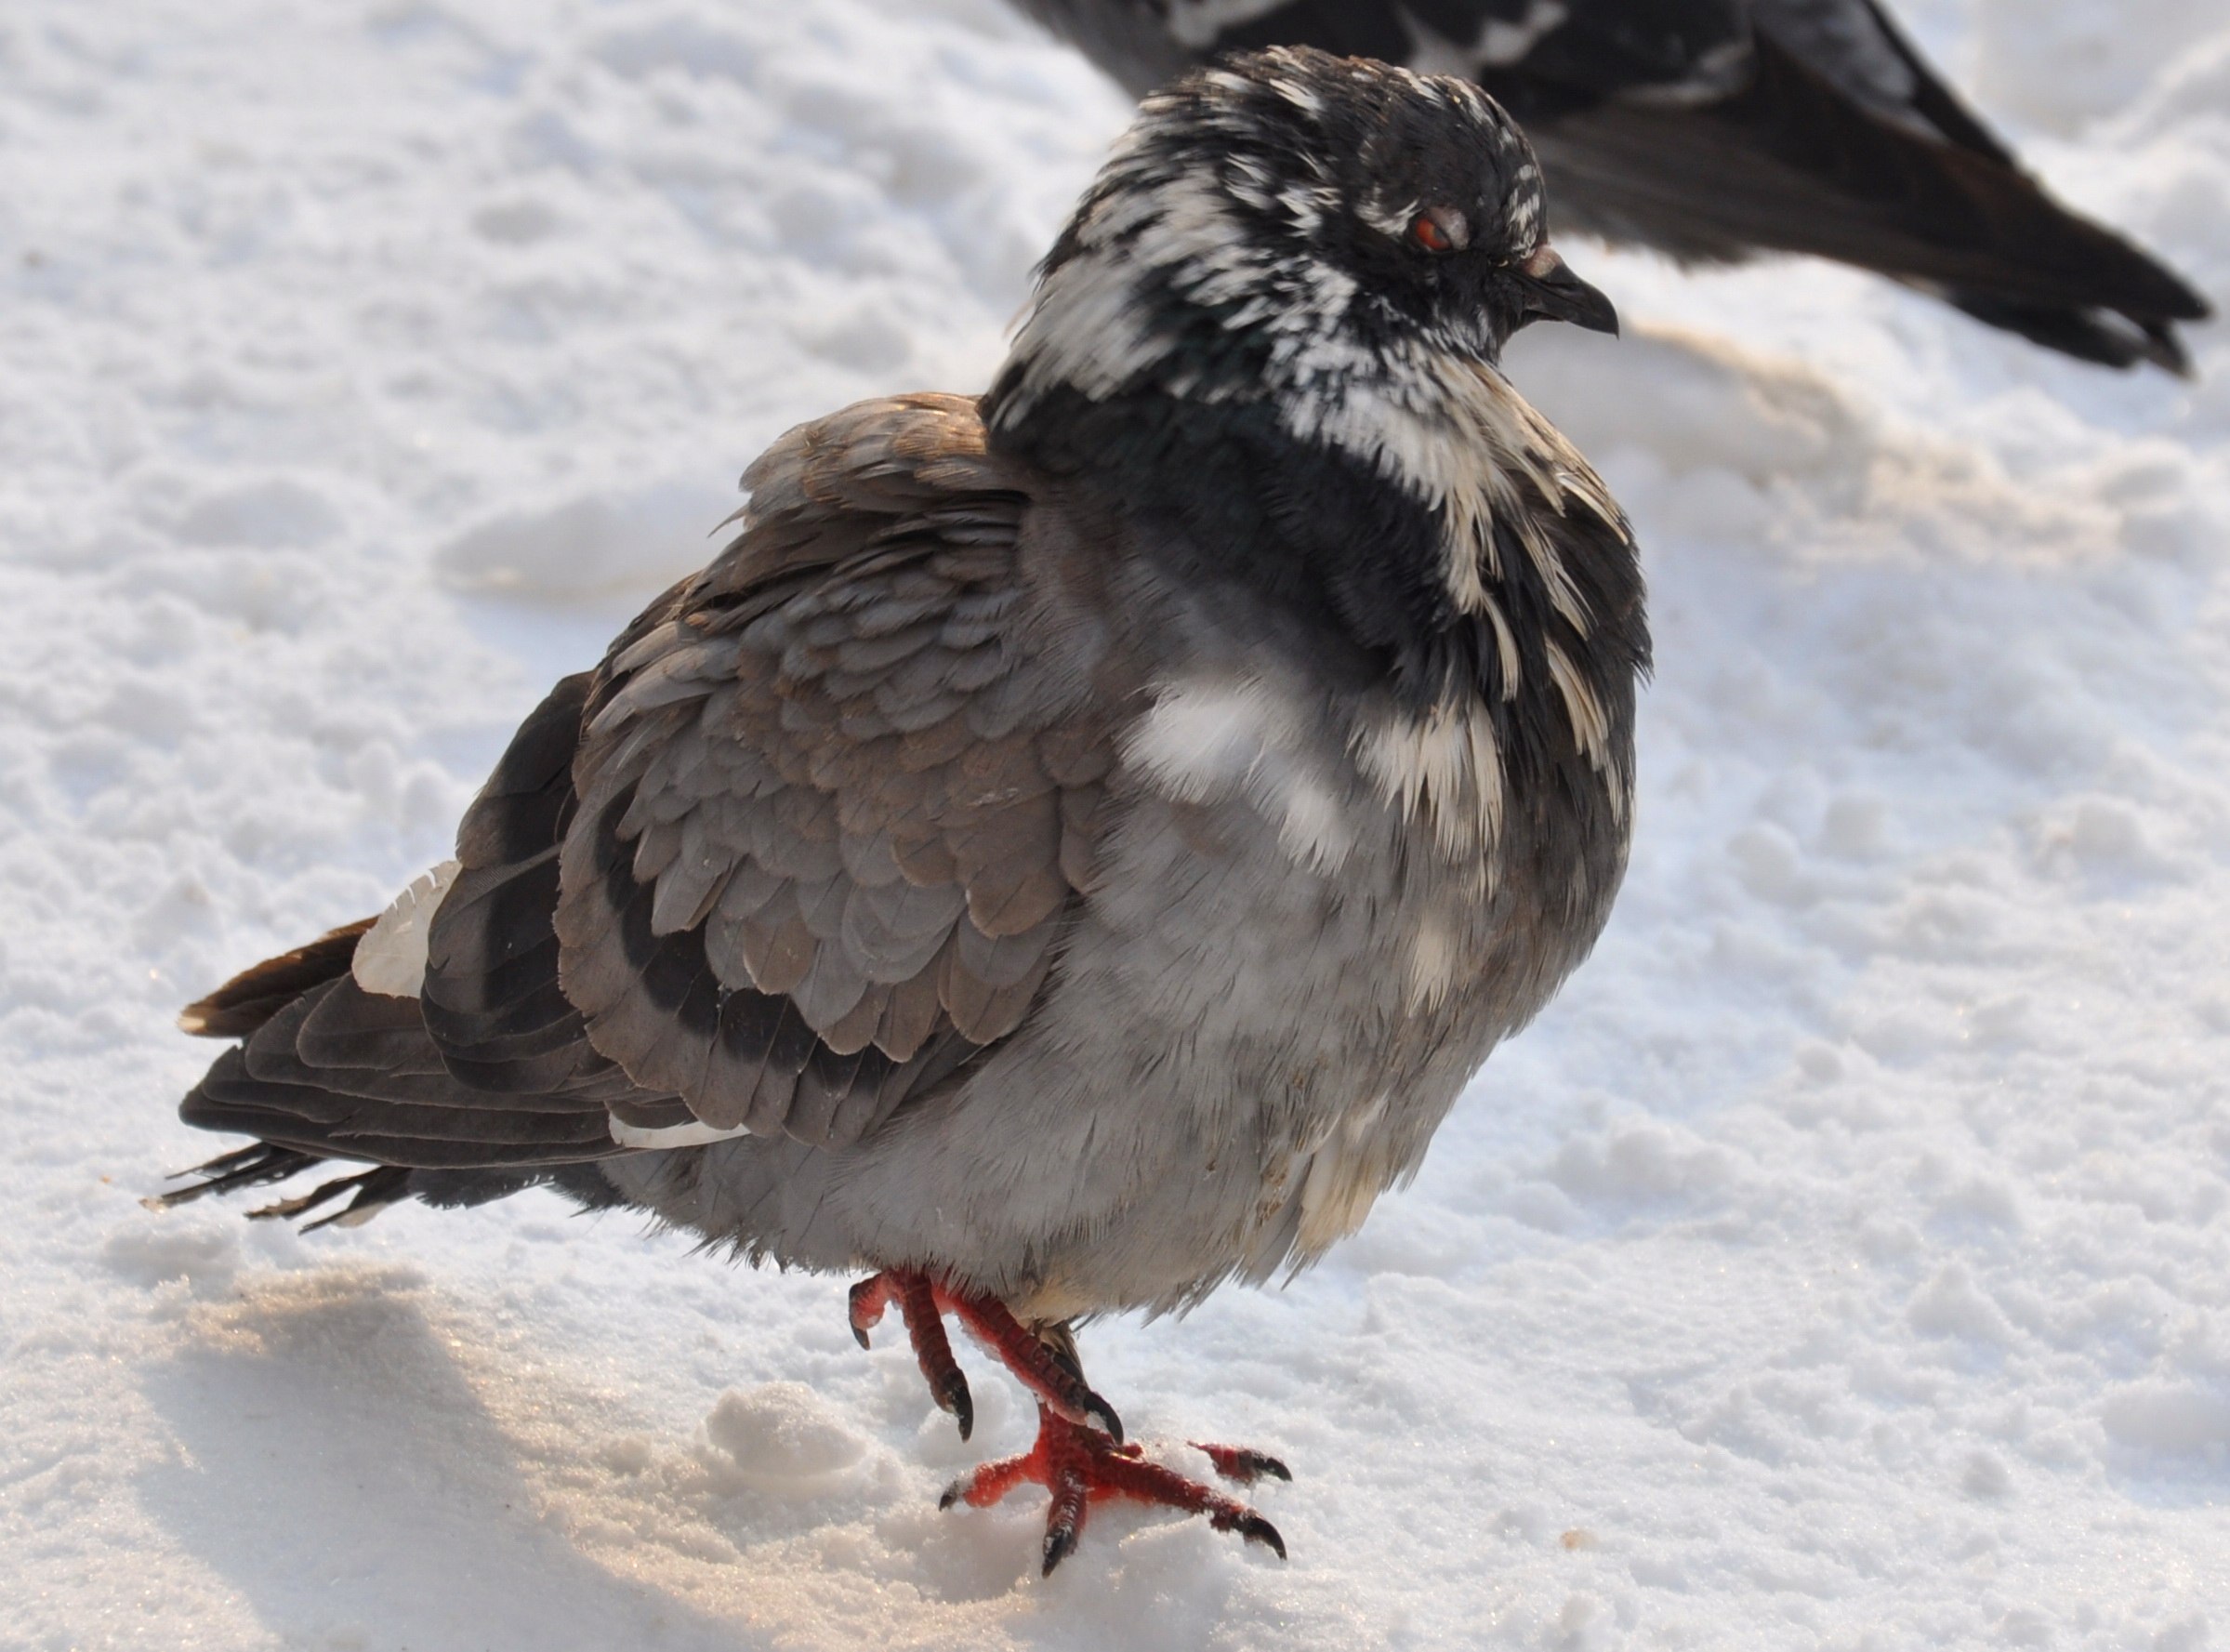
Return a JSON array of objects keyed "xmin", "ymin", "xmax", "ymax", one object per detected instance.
[{"xmin": 985, "ymin": 46, "xmax": 1616, "ymax": 437}]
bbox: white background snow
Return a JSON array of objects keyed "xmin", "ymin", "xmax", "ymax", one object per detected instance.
[{"xmin": 2, "ymin": 0, "xmax": 2225, "ymax": 1645}]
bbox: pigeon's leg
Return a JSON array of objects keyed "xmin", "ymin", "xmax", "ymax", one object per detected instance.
[
  {"xmin": 937, "ymin": 1289, "xmax": 1125, "ymax": 1442},
  {"xmin": 850, "ymin": 1271, "xmax": 974, "ymax": 1440},
  {"xmin": 941, "ymin": 1402, "xmax": 1288, "ymax": 1576},
  {"xmin": 849, "ymin": 1271, "xmax": 1121, "ymax": 1442}
]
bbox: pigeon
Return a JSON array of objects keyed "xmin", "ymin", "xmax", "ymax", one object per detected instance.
[
  {"xmin": 152, "ymin": 46, "xmax": 1648, "ymax": 1573},
  {"xmin": 1005, "ymin": 0, "xmax": 2211, "ymax": 372}
]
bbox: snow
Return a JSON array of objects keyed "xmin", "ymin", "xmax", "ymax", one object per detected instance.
[{"xmin": 1, "ymin": 0, "xmax": 2225, "ymax": 1645}]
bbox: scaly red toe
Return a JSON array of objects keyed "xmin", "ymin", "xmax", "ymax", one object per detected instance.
[{"xmin": 943, "ymin": 1402, "xmax": 1287, "ymax": 1573}]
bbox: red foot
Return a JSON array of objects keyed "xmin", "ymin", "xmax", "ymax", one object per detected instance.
[
  {"xmin": 850, "ymin": 1269, "xmax": 1122, "ymax": 1441},
  {"xmin": 848, "ymin": 1271, "xmax": 1289, "ymax": 1572},
  {"xmin": 941, "ymin": 1403, "xmax": 1287, "ymax": 1575}
]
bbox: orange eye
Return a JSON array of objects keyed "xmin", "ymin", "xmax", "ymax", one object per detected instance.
[{"xmin": 1408, "ymin": 212, "xmax": 1456, "ymax": 254}]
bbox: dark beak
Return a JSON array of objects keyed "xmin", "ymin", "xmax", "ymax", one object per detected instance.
[{"xmin": 1517, "ymin": 244, "xmax": 1619, "ymax": 337}]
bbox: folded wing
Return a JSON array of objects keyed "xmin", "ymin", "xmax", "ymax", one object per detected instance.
[
  {"xmin": 550, "ymin": 392, "xmax": 1113, "ymax": 1147},
  {"xmin": 174, "ymin": 393, "xmax": 1113, "ymax": 1186}
]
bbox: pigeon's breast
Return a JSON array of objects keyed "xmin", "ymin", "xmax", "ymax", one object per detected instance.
[
  {"xmin": 1099, "ymin": 667, "xmax": 1519, "ymax": 1028},
  {"xmin": 1006, "ymin": 665, "xmax": 1525, "ymax": 1288}
]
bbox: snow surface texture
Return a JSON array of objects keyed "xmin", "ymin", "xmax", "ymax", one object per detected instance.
[{"xmin": 2, "ymin": 0, "xmax": 2226, "ymax": 1645}]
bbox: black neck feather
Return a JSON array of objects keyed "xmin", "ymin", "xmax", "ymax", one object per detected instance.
[{"xmin": 989, "ymin": 386, "xmax": 1621, "ymax": 721}]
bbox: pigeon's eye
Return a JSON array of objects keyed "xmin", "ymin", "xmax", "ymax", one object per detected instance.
[{"xmin": 1407, "ymin": 210, "xmax": 1465, "ymax": 254}]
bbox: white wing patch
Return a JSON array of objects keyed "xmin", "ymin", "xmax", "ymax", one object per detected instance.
[
  {"xmin": 610, "ymin": 1117, "xmax": 752, "ymax": 1150},
  {"xmin": 1165, "ymin": 0, "xmax": 1299, "ymax": 48},
  {"xmin": 1400, "ymin": 1, "xmax": 1570, "ymax": 75},
  {"xmin": 350, "ymin": 859, "xmax": 460, "ymax": 999}
]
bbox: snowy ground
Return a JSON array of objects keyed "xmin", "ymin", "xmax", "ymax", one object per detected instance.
[{"xmin": 2, "ymin": 0, "xmax": 2226, "ymax": 1645}]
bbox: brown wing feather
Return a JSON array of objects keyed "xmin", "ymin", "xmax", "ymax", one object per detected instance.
[{"xmin": 552, "ymin": 393, "xmax": 1116, "ymax": 1147}]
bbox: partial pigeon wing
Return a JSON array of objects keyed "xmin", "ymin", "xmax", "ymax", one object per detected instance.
[
  {"xmin": 1014, "ymin": 0, "xmax": 2209, "ymax": 369},
  {"xmin": 1009, "ymin": 0, "xmax": 1748, "ymax": 103},
  {"xmin": 1752, "ymin": 0, "xmax": 2008, "ymax": 161},
  {"xmin": 1749, "ymin": 0, "xmax": 2205, "ymax": 366},
  {"xmin": 1521, "ymin": 26, "xmax": 2207, "ymax": 367},
  {"xmin": 548, "ymin": 392, "xmax": 1115, "ymax": 1148}
]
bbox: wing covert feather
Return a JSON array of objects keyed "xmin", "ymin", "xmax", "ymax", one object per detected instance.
[{"xmin": 552, "ymin": 393, "xmax": 1117, "ymax": 1147}]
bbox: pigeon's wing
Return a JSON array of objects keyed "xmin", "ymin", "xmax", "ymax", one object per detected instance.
[
  {"xmin": 1015, "ymin": 0, "xmax": 2210, "ymax": 369},
  {"xmin": 1750, "ymin": 0, "xmax": 2009, "ymax": 161},
  {"xmin": 546, "ymin": 392, "xmax": 1115, "ymax": 1148},
  {"xmin": 1519, "ymin": 18, "xmax": 2207, "ymax": 369},
  {"xmin": 391, "ymin": 390, "xmax": 1112, "ymax": 1156},
  {"xmin": 1008, "ymin": 0, "xmax": 1749, "ymax": 103},
  {"xmin": 1016, "ymin": 0, "xmax": 1757, "ymax": 103},
  {"xmin": 1744, "ymin": 0, "xmax": 2207, "ymax": 366},
  {"xmin": 175, "ymin": 393, "xmax": 1117, "ymax": 1176}
]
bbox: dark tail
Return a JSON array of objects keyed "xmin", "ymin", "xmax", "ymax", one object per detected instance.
[
  {"xmin": 147, "ymin": 1137, "xmax": 616, "ymax": 1230},
  {"xmin": 153, "ymin": 672, "xmax": 631, "ymax": 1231}
]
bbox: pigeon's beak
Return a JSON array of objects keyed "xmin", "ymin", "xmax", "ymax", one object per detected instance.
[{"xmin": 1517, "ymin": 244, "xmax": 1619, "ymax": 337}]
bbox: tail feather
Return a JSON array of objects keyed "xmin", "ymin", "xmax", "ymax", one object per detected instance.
[
  {"xmin": 142, "ymin": 1142, "xmax": 325, "ymax": 1211},
  {"xmin": 246, "ymin": 1166, "xmax": 415, "ymax": 1230},
  {"xmin": 154, "ymin": 670, "xmax": 636, "ymax": 1233},
  {"xmin": 178, "ymin": 919, "xmax": 375, "ymax": 1038},
  {"xmin": 146, "ymin": 1140, "xmax": 620, "ymax": 1228}
]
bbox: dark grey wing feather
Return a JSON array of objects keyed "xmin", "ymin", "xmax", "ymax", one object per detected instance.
[
  {"xmin": 1524, "ymin": 28, "xmax": 2206, "ymax": 368},
  {"xmin": 1754, "ymin": 0, "xmax": 2008, "ymax": 161},
  {"xmin": 418, "ymin": 670, "xmax": 612, "ymax": 1095}
]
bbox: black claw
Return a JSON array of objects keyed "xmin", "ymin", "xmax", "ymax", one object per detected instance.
[
  {"xmin": 937, "ymin": 1372, "xmax": 974, "ymax": 1442},
  {"xmin": 847, "ymin": 1279, "xmax": 876, "ymax": 1349},
  {"xmin": 1042, "ymin": 1524, "xmax": 1080, "ymax": 1577},
  {"xmin": 1231, "ymin": 1513, "xmax": 1287, "ymax": 1561},
  {"xmin": 1080, "ymin": 1390, "xmax": 1123, "ymax": 1446},
  {"xmin": 1243, "ymin": 1451, "xmax": 1292, "ymax": 1485},
  {"xmin": 938, "ymin": 1478, "xmax": 967, "ymax": 1512},
  {"xmin": 851, "ymin": 1323, "xmax": 871, "ymax": 1351}
]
